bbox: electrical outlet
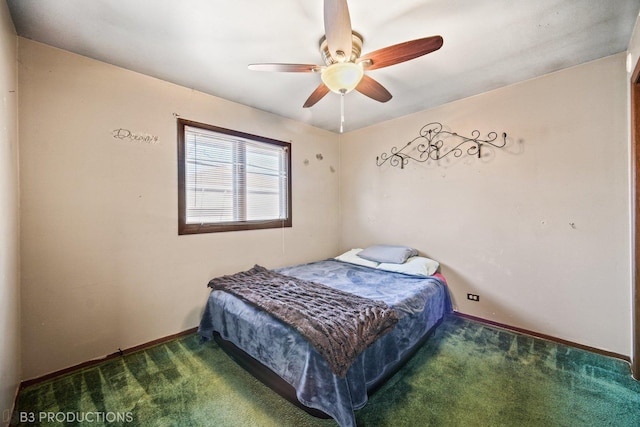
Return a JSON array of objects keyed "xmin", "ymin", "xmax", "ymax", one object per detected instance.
[{"xmin": 467, "ymin": 293, "xmax": 480, "ymax": 302}]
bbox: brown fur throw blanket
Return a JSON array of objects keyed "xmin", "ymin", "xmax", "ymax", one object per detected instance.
[{"xmin": 208, "ymin": 265, "xmax": 399, "ymax": 377}]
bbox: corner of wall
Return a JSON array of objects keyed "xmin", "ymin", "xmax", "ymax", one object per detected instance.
[{"xmin": 0, "ymin": 2, "xmax": 21, "ymax": 425}]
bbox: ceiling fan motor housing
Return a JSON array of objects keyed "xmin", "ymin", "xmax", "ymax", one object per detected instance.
[{"xmin": 320, "ymin": 31, "xmax": 363, "ymax": 64}]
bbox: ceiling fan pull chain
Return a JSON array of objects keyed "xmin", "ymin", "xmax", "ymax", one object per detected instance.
[{"xmin": 340, "ymin": 90, "xmax": 345, "ymax": 133}]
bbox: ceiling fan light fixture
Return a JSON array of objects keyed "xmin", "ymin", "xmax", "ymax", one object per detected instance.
[{"xmin": 321, "ymin": 62, "xmax": 363, "ymax": 94}]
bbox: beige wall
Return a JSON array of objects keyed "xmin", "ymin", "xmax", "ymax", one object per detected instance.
[
  {"xmin": 0, "ymin": 2, "xmax": 20, "ymax": 424},
  {"xmin": 18, "ymin": 39, "xmax": 340, "ymax": 379},
  {"xmin": 340, "ymin": 53, "xmax": 631, "ymax": 356}
]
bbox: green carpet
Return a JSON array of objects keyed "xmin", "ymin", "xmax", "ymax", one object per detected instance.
[{"xmin": 12, "ymin": 315, "xmax": 640, "ymax": 426}]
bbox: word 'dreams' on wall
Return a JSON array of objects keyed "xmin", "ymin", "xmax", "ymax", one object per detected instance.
[{"xmin": 112, "ymin": 128, "xmax": 159, "ymax": 145}]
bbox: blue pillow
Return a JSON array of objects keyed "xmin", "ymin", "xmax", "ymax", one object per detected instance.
[{"xmin": 357, "ymin": 245, "xmax": 418, "ymax": 264}]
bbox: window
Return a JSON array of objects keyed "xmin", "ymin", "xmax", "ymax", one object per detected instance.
[{"xmin": 178, "ymin": 119, "xmax": 292, "ymax": 234}]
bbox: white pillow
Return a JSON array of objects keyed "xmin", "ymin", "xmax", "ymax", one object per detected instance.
[
  {"xmin": 377, "ymin": 256, "xmax": 439, "ymax": 277},
  {"xmin": 334, "ymin": 249, "xmax": 380, "ymax": 268}
]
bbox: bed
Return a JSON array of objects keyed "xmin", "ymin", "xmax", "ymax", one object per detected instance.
[{"xmin": 198, "ymin": 248, "xmax": 450, "ymax": 427}]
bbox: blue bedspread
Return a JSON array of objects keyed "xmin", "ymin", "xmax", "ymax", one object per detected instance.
[{"xmin": 198, "ymin": 259, "xmax": 450, "ymax": 427}]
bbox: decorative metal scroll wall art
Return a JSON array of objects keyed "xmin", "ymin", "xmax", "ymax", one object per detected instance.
[{"xmin": 376, "ymin": 122, "xmax": 507, "ymax": 169}]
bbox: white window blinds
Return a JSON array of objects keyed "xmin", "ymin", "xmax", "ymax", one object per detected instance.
[{"xmin": 184, "ymin": 125, "xmax": 289, "ymax": 226}]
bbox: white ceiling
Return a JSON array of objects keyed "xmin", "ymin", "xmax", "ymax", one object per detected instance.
[{"xmin": 6, "ymin": 0, "xmax": 640, "ymax": 133}]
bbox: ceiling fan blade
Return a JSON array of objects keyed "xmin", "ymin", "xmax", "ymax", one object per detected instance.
[
  {"xmin": 303, "ymin": 83, "xmax": 331, "ymax": 108},
  {"xmin": 359, "ymin": 36, "xmax": 443, "ymax": 70},
  {"xmin": 324, "ymin": 0, "xmax": 353, "ymax": 61},
  {"xmin": 248, "ymin": 63, "xmax": 321, "ymax": 73},
  {"xmin": 356, "ymin": 75, "xmax": 392, "ymax": 103}
]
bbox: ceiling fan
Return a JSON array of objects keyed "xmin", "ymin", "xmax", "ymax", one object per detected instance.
[{"xmin": 248, "ymin": 0, "xmax": 443, "ymax": 114}]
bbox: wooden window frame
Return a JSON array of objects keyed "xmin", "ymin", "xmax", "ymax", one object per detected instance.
[{"xmin": 177, "ymin": 119, "xmax": 292, "ymax": 235}]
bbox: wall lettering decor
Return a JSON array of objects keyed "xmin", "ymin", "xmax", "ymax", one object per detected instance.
[{"xmin": 112, "ymin": 128, "xmax": 159, "ymax": 144}]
